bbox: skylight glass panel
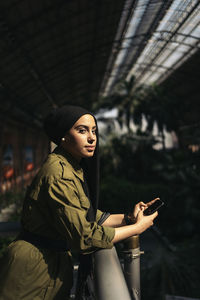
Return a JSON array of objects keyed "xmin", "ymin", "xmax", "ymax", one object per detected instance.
[
  {"xmin": 103, "ymin": 0, "xmax": 151, "ymax": 95},
  {"xmin": 128, "ymin": 0, "xmax": 200, "ymax": 85},
  {"xmin": 102, "ymin": 0, "xmax": 200, "ymax": 96}
]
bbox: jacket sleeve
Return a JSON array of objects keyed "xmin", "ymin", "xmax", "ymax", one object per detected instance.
[{"xmin": 46, "ymin": 177, "xmax": 115, "ymax": 253}]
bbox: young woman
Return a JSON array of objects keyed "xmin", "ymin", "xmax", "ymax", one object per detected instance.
[{"xmin": 0, "ymin": 105, "xmax": 158, "ymax": 300}]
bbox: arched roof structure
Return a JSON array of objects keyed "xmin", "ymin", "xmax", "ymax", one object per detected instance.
[{"xmin": 0, "ymin": 0, "xmax": 199, "ymax": 128}]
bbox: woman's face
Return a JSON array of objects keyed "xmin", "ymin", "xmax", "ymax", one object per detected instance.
[{"xmin": 61, "ymin": 114, "xmax": 97, "ymax": 161}]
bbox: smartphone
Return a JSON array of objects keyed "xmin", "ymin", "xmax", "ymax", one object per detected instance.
[{"xmin": 143, "ymin": 199, "xmax": 164, "ymax": 215}]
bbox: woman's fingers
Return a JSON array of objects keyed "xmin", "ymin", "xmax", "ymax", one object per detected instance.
[
  {"xmin": 134, "ymin": 202, "xmax": 146, "ymax": 218},
  {"xmin": 151, "ymin": 211, "xmax": 158, "ymax": 219},
  {"xmin": 136, "ymin": 201, "xmax": 147, "ymax": 209},
  {"xmin": 146, "ymin": 197, "xmax": 160, "ymax": 207},
  {"xmin": 134, "ymin": 199, "xmax": 159, "ymax": 220}
]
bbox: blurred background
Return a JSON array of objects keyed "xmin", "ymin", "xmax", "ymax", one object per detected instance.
[{"xmin": 0, "ymin": 0, "xmax": 199, "ymax": 299}]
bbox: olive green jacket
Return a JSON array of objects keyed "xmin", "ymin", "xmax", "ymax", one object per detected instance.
[{"xmin": 21, "ymin": 146, "xmax": 115, "ymax": 254}]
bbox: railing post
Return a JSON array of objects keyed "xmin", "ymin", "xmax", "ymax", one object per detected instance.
[
  {"xmin": 93, "ymin": 246, "xmax": 131, "ymax": 300},
  {"xmin": 122, "ymin": 235, "xmax": 144, "ymax": 300}
]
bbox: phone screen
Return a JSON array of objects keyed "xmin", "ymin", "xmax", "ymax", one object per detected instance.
[{"xmin": 143, "ymin": 199, "xmax": 164, "ymax": 215}]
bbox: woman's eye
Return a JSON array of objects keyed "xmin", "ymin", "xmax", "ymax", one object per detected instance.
[
  {"xmin": 92, "ymin": 130, "xmax": 96, "ymax": 135},
  {"xmin": 79, "ymin": 129, "xmax": 86, "ymax": 134}
]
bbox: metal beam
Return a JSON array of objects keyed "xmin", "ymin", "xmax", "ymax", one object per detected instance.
[
  {"xmin": 100, "ymin": 0, "xmax": 138, "ymax": 95},
  {"xmin": 104, "ymin": 0, "xmax": 174, "ymax": 95},
  {"xmin": 135, "ymin": 1, "xmax": 200, "ymax": 83},
  {"xmin": 0, "ymin": 83, "xmax": 43, "ymax": 127},
  {"xmin": 0, "ymin": 13, "xmax": 57, "ymax": 108}
]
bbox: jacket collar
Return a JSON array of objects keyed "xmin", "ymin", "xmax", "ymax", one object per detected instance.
[{"xmin": 53, "ymin": 146, "xmax": 84, "ymax": 182}]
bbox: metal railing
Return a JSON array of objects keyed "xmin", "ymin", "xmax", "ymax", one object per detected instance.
[{"xmin": 93, "ymin": 235, "xmax": 143, "ymax": 300}]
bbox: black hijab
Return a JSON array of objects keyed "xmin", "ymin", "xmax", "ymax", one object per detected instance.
[{"xmin": 43, "ymin": 105, "xmax": 99, "ymax": 221}]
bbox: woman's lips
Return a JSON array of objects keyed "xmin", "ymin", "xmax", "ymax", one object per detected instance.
[{"xmin": 85, "ymin": 146, "xmax": 95, "ymax": 150}]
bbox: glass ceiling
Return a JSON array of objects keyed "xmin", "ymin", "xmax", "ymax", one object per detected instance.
[{"xmin": 102, "ymin": 0, "xmax": 200, "ymax": 95}]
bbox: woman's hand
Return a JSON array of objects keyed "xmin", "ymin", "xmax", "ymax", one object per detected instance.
[
  {"xmin": 111, "ymin": 197, "xmax": 160, "ymax": 243},
  {"xmin": 135, "ymin": 208, "xmax": 158, "ymax": 234},
  {"xmin": 131, "ymin": 197, "xmax": 160, "ymax": 221},
  {"xmin": 133, "ymin": 201, "xmax": 147, "ymax": 220},
  {"xmin": 112, "ymin": 206, "xmax": 158, "ymax": 243}
]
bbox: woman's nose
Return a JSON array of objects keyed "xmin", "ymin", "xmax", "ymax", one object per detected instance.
[{"xmin": 88, "ymin": 132, "xmax": 96, "ymax": 142}]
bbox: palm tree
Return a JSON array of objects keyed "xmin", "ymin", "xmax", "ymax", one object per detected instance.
[
  {"xmin": 95, "ymin": 77, "xmax": 170, "ymax": 148},
  {"xmin": 94, "ymin": 76, "xmax": 144, "ymax": 131},
  {"xmin": 96, "ymin": 77, "xmax": 197, "ymax": 150}
]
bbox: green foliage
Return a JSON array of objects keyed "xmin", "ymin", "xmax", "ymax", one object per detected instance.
[
  {"xmin": 99, "ymin": 176, "xmax": 169, "ymax": 215},
  {"xmin": 0, "ymin": 236, "xmax": 14, "ymax": 258},
  {"xmin": 141, "ymin": 236, "xmax": 200, "ymax": 299},
  {"xmin": 0, "ymin": 191, "xmax": 24, "ymax": 210},
  {"xmin": 94, "ymin": 75, "xmax": 144, "ymax": 130},
  {"xmin": 100, "ymin": 134, "xmax": 200, "ymax": 241},
  {"xmin": 0, "ymin": 191, "xmax": 24, "ymax": 221},
  {"xmin": 99, "ymin": 129, "xmax": 200, "ymax": 298},
  {"xmin": 95, "ymin": 77, "xmax": 200, "ymax": 148},
  {"xmin": 99, "ymin": 132, "xmax": 160, "ymax": 183},
  {"xmin": 0, "ymin": 192, "xmax": 23, "ymax": 258}
]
